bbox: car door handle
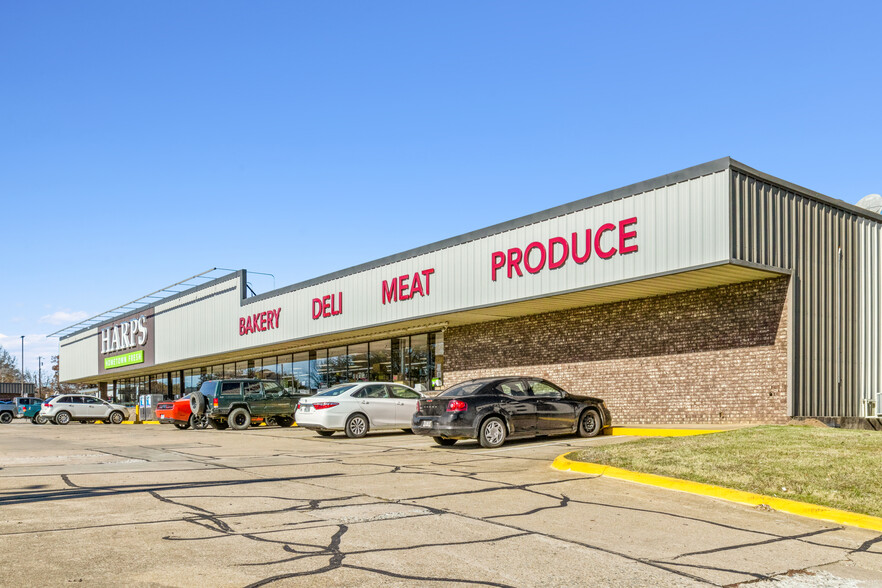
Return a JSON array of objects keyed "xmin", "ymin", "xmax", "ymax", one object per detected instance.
[{"xmin": 361, "ymin": 400, "xmax": 369, "ymax": 404}]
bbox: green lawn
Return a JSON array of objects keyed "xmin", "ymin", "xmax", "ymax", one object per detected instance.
[{"xmin": 568, "ymin": 425, "xmax": 882, "ymax": 518}]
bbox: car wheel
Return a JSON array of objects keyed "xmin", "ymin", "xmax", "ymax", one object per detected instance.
[
  {"xmin": 275, "ymin": 416, "xmax": 294, "ymax": 428},
  {"xmin": 0, "ymin": 412, "xmax": 13, "ymax": 424},
  {"xmin": 31, "ymin": 414, "xmax": 48, "ymax": 425},
  {"xmin": 109, "ymin": 411, "xmax": 124, "ymax": 425},
  {"xmin": 433, "ymin": 437, "xmax": 457, "ymax": 446},
  {"xmin": 191, "ymin": 414, "xmax": 209, "ymax": 429},
  {"xmin": 345, "ymin": 414, "xmax": 368, "ymax": 438},
  {"xmin": 55, "ymin": 411, "xmax": 71, "ymax": 426},
  {"xmin": 578, "ymin": 409, "xmax": 602, "ymax": 438},
  {"xmin": 189, "ymin": 393, "xmax": 206, "ymax": 416},
  {"xmin": 316, "ymin": 430, "xmax": 334, "ymax": 437},
  {"xmin": 208, "ymin": 418, "xmax": 229, "ymax": 430},
  {"xmin": 479, "ymin": 416, "xmax": 506, "ymax": 448},
  {"xmin": 228, "ymin": 408, "xmax": 251, "ymax": 430},
  {"xmin": 174, "ymin": 422, "xmax": 190, "ymax": 430}
]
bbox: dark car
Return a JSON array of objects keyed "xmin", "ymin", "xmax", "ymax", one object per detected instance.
[
  {"xmin": 412, "ymin": 377, "xmax": 610, "ymax": 448},
  {"xmin": 190, "ymin": 379, "xmax": 312, "ymax": 430}
]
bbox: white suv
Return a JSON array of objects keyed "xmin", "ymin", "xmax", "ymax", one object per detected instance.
[{"xmin": 40, "ymin": 395, "xmax": 130, "ymax": 425}]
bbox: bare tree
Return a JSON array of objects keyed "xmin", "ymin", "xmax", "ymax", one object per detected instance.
[{"xmin": 0, "ymin": 345, "xmax": 33, "ymax": 384}]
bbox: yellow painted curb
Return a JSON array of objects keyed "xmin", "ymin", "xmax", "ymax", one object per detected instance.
[
  {"xmin": 606, "ymin": 427, "xmax": 724, "ymax": 437},
  {"xmin": 552, "ymin": 455, "xmax": 882, "ymax": 533}
]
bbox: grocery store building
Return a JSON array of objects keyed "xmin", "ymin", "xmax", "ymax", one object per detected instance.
[{"xmin": 56, "ymin": 158, "xmax": 882, "ymax": 424}]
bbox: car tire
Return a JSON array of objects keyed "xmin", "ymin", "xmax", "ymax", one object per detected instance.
[
  {"xmin": 578, "ymin": 409, "xmax": 602, "ymax": 438},
  {"xmin": 31, "ymin": 414, "xmax": 48, "ymax": 425},
  {"xmin": 345, "ymin": 414, "xmax": 368, "ymax": 438},
  {"xmin": 208, "ymin": 418, "xmax": 229, "ymax": 430},
  {"xmin": 275, "ymin": 416, "xmax": 294, "ymax": 428},
  {"xmin": 479, "ymin": 416, "xmax": 507, "ymax": 448},
  {"xmin": 228, "ymin": 408, "xmax": 251, "ymax": 430},
  {"xmin": 0, "ymin": 412, "xmax": 13, "ymax": 424},
  {"xmin": 316, "ymin": 430, "xmax": 334, "ymax": 437},
  {"xmin": 189, "ymin": 393, "xmax": 206, "ymax": 416},
  {"xmin": 109, "ymin": 411, "xmax": 124, "ymax": 425},
  {"xmin": 174, "ymin": 422, "xmax": 190, "ymax": 430},
  {"xmin": 433, "ymin": 437, "xmax": 457, "ymax": 446},
  {"xmin": 55, "ymin": 411, "xmax": 71, "ymax": 426},
  {"xmin": 190, "ymin": 414, "xmax": 209, "ymax": 429}
]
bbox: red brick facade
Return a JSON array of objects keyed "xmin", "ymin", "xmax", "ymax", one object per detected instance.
[{"xmin": 444, "ymin": 277, "xmax": 790, "ymax": 425}]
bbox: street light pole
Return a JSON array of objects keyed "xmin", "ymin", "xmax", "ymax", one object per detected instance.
[
  {"xmin": 20, "ymin": 336, "xmax": 24, "ymax": 397},
  {"xmin": 38, "ymin": 356, "xmax": 43, "ymax": 398}
]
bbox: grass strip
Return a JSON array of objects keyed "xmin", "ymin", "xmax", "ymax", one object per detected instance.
[{"xmin": 567, "ymin": 425, "xmax": 882, "ymax": 518}]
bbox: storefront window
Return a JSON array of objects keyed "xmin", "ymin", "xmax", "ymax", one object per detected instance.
[
  {"xmin": 286, "ymin": 352, "xmax": 311, "ymax": 392},
  {"xmin": 171, "ymin": 371, "xmax": 182, "ymax": 399},
  {"xmin": 150, "ymin": 373, "xmax": 169, "ymax": 399},
  {"xmin": 116, "ymin": 379, "xmax": 134, "ymax": 405},
  {"xmin": 391, "ymin": 337, "xmax": 408, "ymax": 383},
  {"xmin": 408, "ymin": 334, "xmax": 430, "ymax": 391},
  {"xmin": 262, "ymin": 356, "xmax": 280, "ymax": 382},
  {"xmin": 349, "ymin": 343, "xmax": 368, "ymax": 382},
  {"xmin": 314, "ymin": 349, "xmax": 329, "ymax": 389},
  {"xmin": 326, "ymin": 346, "xmax": 350, "ymax": 387},
  {"xmin": 369, "ymin": 339, "xmax": 392, "ymax": 381},
  {"xmin": 234, "ymin": 361, "xmax": 248, "ymax": 378},
  {"xmin": 184, "ymin": 369, "xmax": 200, "ymax": 395}
]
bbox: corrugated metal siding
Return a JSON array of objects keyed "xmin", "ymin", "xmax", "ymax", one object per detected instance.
[
  {"xmin": 154, "ymin": 276, "xmax": 242, "ymax": 364},
  {"xmin": 58, "ymin": 327, "xmax": 99, "ymax": 381},
  {"xmin": 857, "ymin": 218, "xmax": 882, "ymax": 415},
  {"xmin": 63, "ymin": 171, "xmax": 733, "ymax": 381},
  {"xmin": 731, "ymin": 170, "xmax": 877, "ymax": 417}
]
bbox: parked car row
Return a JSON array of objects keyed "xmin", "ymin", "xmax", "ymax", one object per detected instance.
[
  {"xmin": 183, "ymin": 376, "xmax": 611, "ymax": 448},
  {"xmin": 2, "ymin": 377, "xmax": 611, "ymax": 449}
]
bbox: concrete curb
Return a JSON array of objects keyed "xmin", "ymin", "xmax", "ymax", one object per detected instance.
[
  {"xmin": 551, "ymin": 454, "xmax": 882, "ymax": 533},
  {"xmin": 605, "ymin": 427, "xmax": 724, "ymax": 437}
]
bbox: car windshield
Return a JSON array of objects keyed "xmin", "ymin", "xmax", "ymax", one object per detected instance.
[
  {"xmin": 315, "ymin": 385, "xmax": 357, "ymax": 397},
  {"xmin": 438, "ymin": 381, "xmax": 487, "ymax": 397}
]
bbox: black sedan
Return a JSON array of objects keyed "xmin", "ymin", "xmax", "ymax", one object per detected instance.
[{"xmin": 412, "ymin": 377, "xmax": 610, "ymax": 448}]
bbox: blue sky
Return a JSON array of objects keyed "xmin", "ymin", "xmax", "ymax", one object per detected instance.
[{"xmin": 1, "ymin": 1, "xmax": 880, "ymax": 376}]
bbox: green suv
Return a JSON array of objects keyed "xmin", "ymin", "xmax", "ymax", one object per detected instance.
[{"xmin": 190, "ymin": 379, "xmax": 311, "ymax": 430}]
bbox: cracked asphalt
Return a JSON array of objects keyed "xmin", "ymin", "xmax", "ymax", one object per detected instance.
[{"xmin": 1, "ymin": 422, "xmax": 880, "ymax": 587}]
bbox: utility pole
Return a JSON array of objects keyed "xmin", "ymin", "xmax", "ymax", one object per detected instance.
[
  {"xmin": 20, "ymin": 336, "xmax": 24, "ymax": 397},
  {"xmin": 38, "ymin": 356, "xmax": 43, "ymax": 398}
]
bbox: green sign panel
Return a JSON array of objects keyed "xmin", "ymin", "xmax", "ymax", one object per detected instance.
[{"xmin": 104, "ymin": 350, "xmax": 144, "ymax": 370}]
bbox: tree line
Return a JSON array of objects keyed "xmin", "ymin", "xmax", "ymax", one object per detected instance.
[{"xmin": 0, "ymin": 345, "xmax": 78, "ymax": 395}]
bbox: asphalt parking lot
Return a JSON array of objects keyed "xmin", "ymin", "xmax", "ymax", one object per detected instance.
[{"xmin": 1, "ymin": 422, "xmax": 880, "ymax": 587}]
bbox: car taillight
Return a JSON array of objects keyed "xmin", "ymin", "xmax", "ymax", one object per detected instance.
[
  {"xmin": 312, "ymin": 402, "xmax": 339, "ymax": 410},
  {"xmin": 416, "ymin": 400, "xmax": 420, "ymax": 412},
  {"xmin": 446, "ymin": 399, "xmax": 467, "ymax": 412},
  {"xmin": 44, "ymin": 403, "xmax": 52, "ymax": 408},
  {"xmin": 213, "ymin": 398, "xmax": 218, "ymax": 408}
]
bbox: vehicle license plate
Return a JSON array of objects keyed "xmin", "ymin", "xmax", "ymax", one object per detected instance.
[
  {"xmin": 301, "ymin": 406, "xmax": 310, "ymax": 412},
  {"xmin": 419, "ymin": 420, "xmax": 432, "ymax": 428}
]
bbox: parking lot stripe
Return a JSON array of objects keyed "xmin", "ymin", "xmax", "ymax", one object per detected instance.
[{"xmin": 552, "ymin": 454, "xmax": 882, "ymax": 533}]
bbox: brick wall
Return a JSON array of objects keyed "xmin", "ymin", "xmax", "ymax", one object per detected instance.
[{"xmin": 444, "ymin": 277, "xmax": 790, "ymax": 424}]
